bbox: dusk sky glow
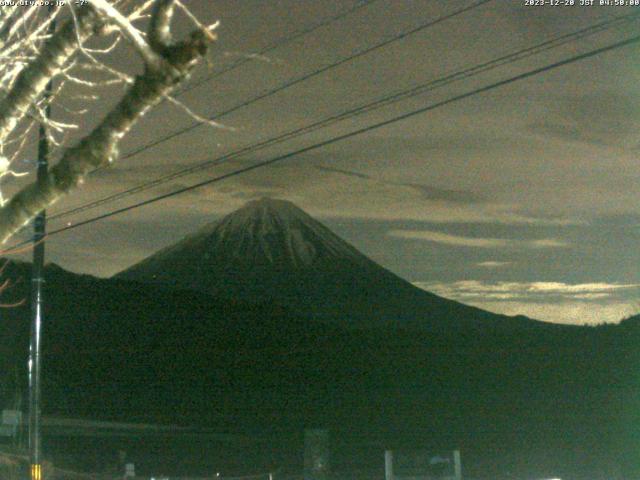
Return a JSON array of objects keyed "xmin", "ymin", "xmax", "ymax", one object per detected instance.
[{"xmin": 6, "ymin": 0, "xmax": 640, "ymax": 325}]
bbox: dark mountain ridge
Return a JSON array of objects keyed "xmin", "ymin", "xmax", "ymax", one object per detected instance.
[
  {"xmin": 0, "ymin": 199, "xmax": 637, "ymax": 478},
  {"xmin": 0, "ymin": 261, "xmax": 634, "ymax": 478}
]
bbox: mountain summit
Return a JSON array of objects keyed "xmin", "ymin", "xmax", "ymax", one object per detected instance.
[
  {"xmin": 118, "ymin": 196, "xmax": 369, "ymax": 277},
  {"xmin": 195, "ymin": 197, "xmax": 368, "ymax": 269},
  {"xmin": 117, "ymin": 198, "xmax": 540, "ymax": 329}
]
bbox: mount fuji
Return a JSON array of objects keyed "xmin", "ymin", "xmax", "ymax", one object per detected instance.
[
  {"xmin": 0, "ymin": 199, "xmax": 636, "ymax": 477},
  {"xmin": 116, "ymin": 197, "xmax": 541, "ymax": 330}
]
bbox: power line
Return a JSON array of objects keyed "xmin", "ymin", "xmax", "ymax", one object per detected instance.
[
  {"xmin": 49, "ymin": 0, "xmax": 496, "ymax": 221},
  {"xmin": 100, "ymin": 0, "xmax": 494, "ymax": 164},
  {"xmin": 173, "ymin": 0, "xmax": 381, "ymax": 95},
  {"xmin": 39, "ymin": 32, "xmax": 640, "ymax": 240},
  {"xmin": 0, "ymin": 0, "xmax": 497, "ymax": 253},
  {"xmin": 16, "ymin": 0, "xmax": 381, "ymax": 156},
  {"xmin": 49, "ymin": 9, "xmax": 640, "ymax": 223}
]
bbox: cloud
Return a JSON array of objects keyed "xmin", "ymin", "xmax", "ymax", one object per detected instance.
[
  {"xmin": 172, "ymin": 160, "xmax": 578, "ymax": 226},
  {"xmin": 527, "ymin": 92, "xmax": 640, "ymax": 148},
  {"xmin": 388, "ymin": 230, "xmax": 570, "ymax": 249},
  {"xmin": 416, "ymin": 280, "xmax": 640, "ymax": 299},
  {"xmin": 518, "ymin": 282, "xmax": 640, "ymax": 294},
  {"xmin": 314, "ymin": 165, "xmax": 484, "ymax": 203},
  {"xmin": 314, "ymin": 166, "xmax": 371, "ymax": 180},
  {"xmin": 528, "ymin": 121, "xmax": 608, "ymax": 147},
  {"xmin": 476, "ymin": 261, "xmax": 511, "ymax": 268},
  {"xmin": 467, "ymin": 301, "xmax": 637, "ymax": 326},
  {"xmin": 397, "ymin": 182, "xmax": 483, "ymax": 204},
  {"xmin": 528, "ymin": 239, "xmax": 568, "ymax": 248},
  {"xmin": 414, "ymin": 280, "xmax": 640, "ymax": 324}
]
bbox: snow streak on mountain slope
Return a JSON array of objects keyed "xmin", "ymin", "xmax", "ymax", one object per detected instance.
[{"xmin": 201, "ymin": 198, "xmax": 369, "ymax": 268}]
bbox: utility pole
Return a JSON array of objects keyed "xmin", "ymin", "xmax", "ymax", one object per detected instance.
[
  {"xmin": 28, "ymin": 7, "xmax": 55, "ymax": 480},
  {"xmin": 28, "ymin": 99, "xmax": 48, "ymax": 480}
]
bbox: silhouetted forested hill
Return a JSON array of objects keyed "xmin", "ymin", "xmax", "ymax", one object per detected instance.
[{"xmin": 0, "ymin": 260, "xmax": 638, "ymax": 479}]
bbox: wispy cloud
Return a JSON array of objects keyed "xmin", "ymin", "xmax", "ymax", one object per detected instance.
[
  {"xmin": 314, "ymin": 165, "xmax": 483, "ymax": 203},
  {"xmin": 476, "ymin": 261, "xmax": 511, "ymax": 268},
  {"xmin": 528, "ymin": 92, "xmax": 640, "ymax": 148},
  {"xmin": 414, "ymin": 280, "xmax": 640, "ymax": 324},
  {"xmin": 416, "ymin": 280, "xmax": 640, "ymax": 300},
  {"xmin": 388, "ymin": 230, "xmax": 569, "ymax": 249},
  {"xmin": 105, "ymin": 159, "xmax": 579, "ymax": 227},
  {"xmin": 474, "ymin": 300, "xmax": 636, "ymax": 325},
  {"xmin": 314, "ymin": 166, "xmax": 371, "ymax": 180}
]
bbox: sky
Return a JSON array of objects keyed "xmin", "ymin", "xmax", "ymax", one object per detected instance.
[{"xmin": 5, "ymin": 0, "xmax": 640, "ymax": 325}]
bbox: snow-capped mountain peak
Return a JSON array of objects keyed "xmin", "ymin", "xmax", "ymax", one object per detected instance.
[
  {"xmin": 209, "ymin": 197, "xmax": 364, "ymax": 268},
  {"xmin": 116, "ymin": 197, "xmax": 540, "ymax": 329}
]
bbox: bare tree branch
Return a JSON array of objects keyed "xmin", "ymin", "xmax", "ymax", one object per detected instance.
[
  {"xmin": 148, "ymin": 0, "xmax": 175, "ymax": 51},
  {"xmin": 90, "ymin": 0, "xmax": 164, "ymax": 69},
  {"xmin": 0, "ymin": 5, "xmax": 100, "ymax": 145},
  {"xmin": 0, "ymin": 0, "xmax": 215, "ymax": 243}
]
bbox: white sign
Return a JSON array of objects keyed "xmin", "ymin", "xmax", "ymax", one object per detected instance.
[
  {"xmin": 385, "ymin": 449, "xmax": 462, "ymax": 480},
  {"xmin": 124, "ymin": 463, "xmax": 135, "ymax": 478}
]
